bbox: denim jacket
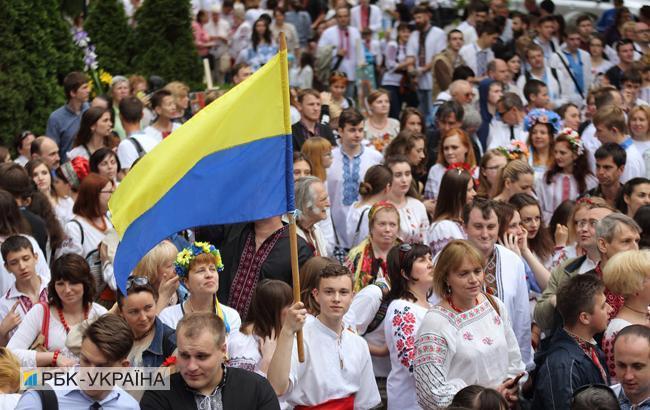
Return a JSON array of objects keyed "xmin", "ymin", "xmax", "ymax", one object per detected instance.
[{"xmin": 141, "ymin": 317, "xmax": 177, "ymax": 368}]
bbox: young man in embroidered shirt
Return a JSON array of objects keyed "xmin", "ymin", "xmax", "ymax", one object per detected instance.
[
  {"xmin": 533, "ymin": 15, "xmax": 560, "ymax": 62},
  {"xmin": 532, "ymin": 274, "xmax": 612, "ymax": 409},
  {"xmin": 517, "ymin": 43, "xmax": 572, "ymax": 109},
  {"xmin": 593, "ymin": 105, "xmax": 646, "ymax": 183},
  {"xmin": 458, "ymin": 19, "xmax": 499, "ymax": 81},
  {"xmin": 327, "ymin": 109, "xmax": 382, "ymax": 249},
  {"xmin": 268, "ymin": 263, "xmax": 381, "ymax": 409},
  {"xmin": 0, "ymin": 236, "xmax": 48, "ymax": 346},
  {"xmin": 612, "ymin": 325, "xmax": 650, "ymax": 409}
]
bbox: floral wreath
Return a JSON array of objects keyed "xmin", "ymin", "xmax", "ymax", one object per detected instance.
[
  {"xmin": 496, "ymin": 140, "xmax": 529, "ymax": 161},
  {"xmin": 174, "ymin": 242, "xmax": 224, "ymax": 278},
  {"xmin": 523, "ymin": 108, "xmax": 562, "ymax": 135},
  {"xmin": 557, "ymin": 127, "xmax": 585, "ymax": 156}
]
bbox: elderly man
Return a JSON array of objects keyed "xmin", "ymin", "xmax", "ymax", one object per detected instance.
[
  {"xmin": 613, "ymin": 325, "xmax": 650, "ymax": 409},
  {"xmin": 30, "ymin": 136, "xmax": 61, "ymax": 169},
  {"xmin": 449, "ymin": 80, "xmax": 474, "ymax": 106},
  {"xmin": 486, "ymin": 92, "xmax": 526, "ymax": 150},
  {"xmin": 295, "ymin": 176, "xmax": 330, "ymax": 257},
  {"xmin": 141, "ymin": 312, "xmax": 280, "ymax": 409}
]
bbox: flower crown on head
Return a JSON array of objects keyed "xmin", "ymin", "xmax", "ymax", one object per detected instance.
[
  {"xmin": 557, "ymin": 127, "xmax": 585, "ymax": 156},
  {"xmin": 524, "ymin": 108, "xmax": 563, "ymax": 135},
  {"xmin": 496, "ymin": 140, "xmax": 530, "ymax": 161},
  {"xmin": 174, "ymin": 242, "xmax": 224, "ymax": 278}
]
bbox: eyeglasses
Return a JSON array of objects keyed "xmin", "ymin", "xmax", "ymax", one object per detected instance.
[
  {"xmin": 126, "ymin": 276, "xmax": 149, "ymax": 290},
  {"xmin": 576, "ymin": 219, "xmax": 598, "ymax": 229},
  {"xmin": 101, "ymin": 190, "xmax": 115, "ymax": 194}
]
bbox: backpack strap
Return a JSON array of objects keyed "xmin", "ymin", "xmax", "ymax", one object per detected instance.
[
  {"xmin": 351, "ymin": 208, "xmax": 370, "ymax": 248},
  {"xmin": 69, "ymin": 219, "xmax": 85, "ymax": 246},
  {"xmin": 549, "ymin": 67, "xmax": 562, "ymax": 95},
  {"xmin": 36, "ymin": 384, "xmax": 59, "ymax": 410},
  {"xmin": 364, "ymin": 296, "xmax": 390, "ymax": 336},
  {"xmin": 128, "ymin": 136, "xmax": 145, "ymax": 158}
]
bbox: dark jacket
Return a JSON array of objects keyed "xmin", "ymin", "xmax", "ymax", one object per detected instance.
[
  {"xmin": 292, "ymin": 121, "xmax": 336, "ymax": 151},
  {"xmin": 532, "ymin": 328, "xmax": 610, "ymax": 410},
  {"xmin": 141, "ymin": 317, "xmax": 177, "ymax": 368},
  {"xmin": 140, "ymin": 368, "xmax": 280, "ymax": 410}
]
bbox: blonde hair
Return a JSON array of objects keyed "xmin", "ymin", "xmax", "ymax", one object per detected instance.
[
  {"xmin": 495, "ymin": 159, "xmax": 534, "ymax": 197},
  {"xmin": 164, "ymin": 81, "xmax": 190, "ymax": 108},
  {"xmin": 567, "ymin": 196, "xmax": 610, "ymax": 243},
  {"xmin": 301, "ymin": 137, "xmax": 332, "ymax": 181},
  {"xmin": 603, "ymin": 250, "xmax": 650, "ymax": 298},
  {"xmin": 432, "ymin": 240, "xmax": 483, "ymax": 298},
  {"xmin": 132, "ymin": 240, "xmax": 178, "ymax": 284},
  {"xmin": 0, "ymin": 347, "xmax": 20, "ymax": 393},
  {"xmin": 477, "ymin": 149, "xmax": 507, "ymax": 198},
  {"xmin": 593, "ymin": 105, "xmax": 627, "ymax": 134},
  {"xmin": 629, "ymin": 105, "xmax": 650, "ymax": 137}
]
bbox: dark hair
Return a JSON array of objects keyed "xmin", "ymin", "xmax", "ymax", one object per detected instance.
[
  {"xmin": 316, "ymin": 263, "xmax": 353, "ymax": 289},
  {"xmin": 595, "ymin": 142, "xmax": 626, "ymax": 168},
  {"xmin": 463, "ymin": 198, "xmax": 498, "ymax": 227},
  {"xmin": 523, "ymin": 79, "xmax": 547, "ymax": 100},
  {"xmin": 594, "ymin": 86, "xmax": 620, "ymax": 109},
  {"xmin": 434, "ymin": 169, "xmax": 473, "ymax": 223},
  {"xmin": 549, "ymin": 199, "xmax": 575, "ymax": 242},
  {"xmin": 412, "ymin": 5, "xmax": 431, "ymax": 16},
  {"xmin": 300, "ymin": 51, "xmax": 314, "ymax": 69},
  {"xmin": 0, "ymin": 190, "xmax": 30, "ymax": 236},
  {"xmin": 293, "ymin": 152, "xmax": 313, "ymax": 171},
  {"xmin": 73, "ymin": 173, "xmax": 112, "ymax": 219},
  {"xmin": 557, "ymin": 273, "xmax": 604, "ymax": 326},
  {"xmin": 498, "ymin": 92, "xmax": 524, "ymax": 111},
  {"xmin": 436, "ymin": 100, "xmax": 465, "ymax": 123},
  {"xmin": 63, "ymin": 72, "xmax": 89, "ymax": 101},
  {"xmin": 151, "ymin": 89, "xmax": 172, "ymax": 110},
  {"xmin": 399, "ymin": 107, "xmax": 425, "ymax": 130},
  {"xmin": 452, "ymin": 65, "xmax": 476, "ymax": 81},
  {"xmin": 48, "ymin": 253, "xmax": 97, "ymax": 309},
  {"xmin": 545, "ymin": 133, "xmax": 592, "ymax": 193},
  {"xmin": 384, "ymin": 131, "xmax": 427, "ymax": 175},
  {"xmin": 83, "ymin": 314, "xmax": 134, "ymax": 363},
  {"xmin": 338, "ymin": 108, "xmax": 364, "ymax": 129},
  {"xmin": 538, "ymin": 14, "xmax": 556, "ymax": 26},
  {"xmin": 89, "ymin": 148, "xmax": 121, "ymax": 175},
  {"xmin": 252, "ymin": 17, "xmax": 272, "ymax": 50},
  {"xmin": 617, "ymin": 177, "xmax": 650, "ymax": 214},
  {"xmin": 476, "ymin": 19, "xmax": 500, "ymax": 37},
  {"xmin": 616, "ymin": 38, "xmax": 634, "ymax": 53},
  {"xmin": 117, "ymin": 280, "xmax": 158, "ymax": 310},
  {"xmin": 244, "ymin": 279, "xmax": 292, "ymax": 340},
  {"xmin": 0, "ymin": 163, "xmax": 34, "ymax": 201},
  {"xmin": 385, "ymin": 155, "xmax": 419, "ymax": 199},
  {"xmin": 451, "ymin": 385, "xmax": 509, "ymax": 409},
  {"xmin": 13, "ymin": 130, "xmax": 34, "ymax": 153},
  {"xmin": 358, "ymin": 164, "xmax": 392, "ymax": 198},
  {"xmin": 28, "ymin": 191, "xmax": 65, "ymax": 252},
  {"xmin": 74, "ymin": 107, "xmax": 110, "ymax": 147},
  {"xmin": 557, "ymin": 103, "xmax": 579, "ymax": 121},
  {"xmin": 0, "ymin": 235, "xmax": 34, "ymax": 261},
  {"xmin": 509, "ymin": 193, "xmax": 554, "ymax": 261},
  {"xmin": 616, "ymin": 323, "xmax": 650, "ymax": 345},
  {"xmin": 634, "ymin": 205, "xmax": 650, "ymax": 249},
  {"xmin": 231, "ymin": 62, "xmax": 251, "ymax": 79},
  {"xmin": 119, "ymin": 96, "xmax": 144, "ymax": 124},
  {"xmin": 621, "ymin": 69, "xmax": 642, "ymax": 85},
  {"xmin": 299, "ymin": 256, "xmax": 339, "ymax": 314},
  {"xmin": 494, "ymin": 202, "xmax": 516, "ymax": 239},
  {"xmin": 385, "ymin": 243, "xmax": 431, "ymax": 304},
  {"xmin": 576, "ymin": 14, "xmax": 592, "ymax": 26}
]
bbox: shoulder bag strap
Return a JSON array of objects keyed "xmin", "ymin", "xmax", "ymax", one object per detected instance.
[
  {"xmin": 40, "ymin": 302, "xmax": 50, "ymax": 350},
  {"xmin": 550, "ymin": 67, "xmax": 562, "ymax": 95},
  {"xmin": 36, "ymin": 385, "xmax": 59, "ymax": 410},
  {"xmin": 554, "ymin": 51, "xmax": 584, "ymax": 99},
  {"xmin": 129, "ymin": 137, "xmax": 146, "ymax": 158},
  {"xmin": 69, "ymin": 219, "xmax": 85, "ymax": 246},
  {"xmin": 351, "ymin": 208, "xmax": 370, "ymax": 248}
]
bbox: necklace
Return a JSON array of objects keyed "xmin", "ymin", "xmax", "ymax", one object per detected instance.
[
  {"xmin": 447, "ymin": 295, "xmax": 479, "ymax": 313},
  {"xmin": 624, "ymin": 304, "xmax": 647, "ymax": 315},
  {"xmin": 58, "ymin": 307, "xmax": 89, "ymax": 333},
  {"xmin": 134, "ymin": 324, "xmax": 155, "ymax": 341}
]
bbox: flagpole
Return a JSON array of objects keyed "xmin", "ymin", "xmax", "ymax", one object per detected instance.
[{"xmin": 280, "ymin": 32, "xmax": 305, "ymax": 363}]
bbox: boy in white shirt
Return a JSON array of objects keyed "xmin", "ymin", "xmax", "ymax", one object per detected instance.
[
  {"xmin": 268, "ymin": 263, "xmax": 381, "ymax": 409},
  {"xmin": 0, "ymin": 236, "xmax": 48, "ymax": 345}
]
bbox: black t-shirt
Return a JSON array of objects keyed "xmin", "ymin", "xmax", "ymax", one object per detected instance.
[{"xmin": 20, "ymin": 209, "xmax": 48, "ymax": 256}]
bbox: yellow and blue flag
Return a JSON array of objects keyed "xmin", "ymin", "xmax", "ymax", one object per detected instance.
[{"xmin": 109, "ymin": 49, "xmax": 294, "ymax": 291}]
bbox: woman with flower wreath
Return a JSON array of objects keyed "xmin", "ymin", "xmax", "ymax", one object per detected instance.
[
  {"xmin": 158, "ymin": 242, "xmax": 241, "ymax": 334},
  {"xmin": 524, "ymin": 108, "xmax": 560, "ymax": 179},
  {"xmin": 424, "ymin": 128, "xmax": 478, "ymax": 201},
  {"xmin": 345, "ymin": 201, "xmax": 401, "ymax": 293},
  {"xmin": 426, "ymin": 168, "xmax": 476, "ymax": 256},
  {"xmin": 383, "ymin": 243, "xmax": 433, "ymax": 410},
  {"xmin": 536, "ymin": 128, "xmax": 597, "ymax": 223}
]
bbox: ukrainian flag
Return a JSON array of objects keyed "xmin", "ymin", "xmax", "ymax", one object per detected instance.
[{"xmin": 109, "ymin": 49, "xmax": 294, "ymax": 291}]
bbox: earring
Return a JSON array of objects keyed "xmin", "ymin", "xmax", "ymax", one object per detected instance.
[{"xmin": 446, "ymin": 284, "xmax": 452, "ymax": 294}]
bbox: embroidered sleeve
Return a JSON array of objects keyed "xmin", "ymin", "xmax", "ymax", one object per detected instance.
[
  {"xmin": 413, "ymin": 329, "xmax": 467, "ymax": 408},
  {"xmin": 390, "ymin": 305, "xmax": 417, "ymax": 372}
]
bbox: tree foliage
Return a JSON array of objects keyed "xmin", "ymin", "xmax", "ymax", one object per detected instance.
[
  {"xmin": 85, "ymin": 0, "xmax": 132, "ymax": 75},
  {"xmin": 131, "ymin": 0, "xmax": 202, "ymax": 88}
]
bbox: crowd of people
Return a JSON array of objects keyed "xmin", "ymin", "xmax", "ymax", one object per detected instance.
[{"xmin": 2, "ymin": 0, "xmax": 650, "ymax": 408}]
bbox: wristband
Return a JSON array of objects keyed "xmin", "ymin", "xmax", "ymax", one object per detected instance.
[{"xmin": 52, "ymin": 350, "xmax": 60, "ymax": 367}]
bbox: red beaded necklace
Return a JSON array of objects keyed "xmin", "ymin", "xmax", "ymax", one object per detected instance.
[
  {"xmin": 58, "ymin": 307, "xmax": 89, "ymax": 333},
  {"xmin": 447, "ymin": 295, "xmax": 479, "ymax": 313}
]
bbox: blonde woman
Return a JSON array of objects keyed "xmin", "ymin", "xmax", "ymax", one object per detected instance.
[
  {"xmin": 132, "ymin": 240, "xmax": 182, "ymax": 313},
  {"xmin": 602, "ymin": 249, "xmax": 650, "ymax": 382},
  {"xmin": 492, "ymin": 159, "xmax": 535, "ymax": 202},
  {"xmin": 164, "ymin": 81, "xmax": 191, "ymax": 122},
  {"xmin": 0, "ymin": 347, "xmax": 21, "ymax": 408},
  {"xmin": 301, "ymin": 137, "xmax": 333, "ymax": 182}
]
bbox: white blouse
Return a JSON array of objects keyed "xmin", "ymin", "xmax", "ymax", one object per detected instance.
[
  {"xmin": 158, "ymin": 302, "xmax": 241, "ymax": 334},
  {"xmin": 424, "ymin": 164, "xmax": 446, "ymax": 200},
  {"xmin": 227, "ymin": 330, "xmax": 263, "ymax": 374},
  {"xmin": 7, "ymin": 303, "xmax": 107, "ymax": 367},
  {"xmin": 396, "ymin": 197, "xmax": 429, "ymax": 244},
  {"xmin": 385, "ymin": 299, "xmax": 430, "ymax": 410},
  {"xmin": 53, "ymin": 196, "xmax": 74, "ymax": 227},
  {"xmin": 426, "ymin": 220, "xmax": 465, "ymax": 257},
  {"xmin": 345, "ymin": 203, "xmax": 372, "ymax": 249},
  {"xmin": 535, "ymin": 173, "xmax": 598, "ymax": 224},
  {"xmin": 413, "ymin": 297, "xmax": 526, "ymax": 408}
]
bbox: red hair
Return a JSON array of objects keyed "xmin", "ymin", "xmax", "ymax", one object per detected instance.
[{"xmin": 73, "ymin": 173, "xmax": 111, "ymax": 219}]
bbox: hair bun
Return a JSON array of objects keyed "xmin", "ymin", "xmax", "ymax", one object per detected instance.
[{"xmin": 358, "ymin": 182, "xmax": 373, "ymax": 196}]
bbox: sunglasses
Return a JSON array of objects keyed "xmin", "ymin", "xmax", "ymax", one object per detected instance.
[
  {"xmin": 398, "ymin": 243, "xmax": 413, "ymax": 265},
  {"xmin": 126, "ymin": 276, "xmax": 149, "ymax": 291}
]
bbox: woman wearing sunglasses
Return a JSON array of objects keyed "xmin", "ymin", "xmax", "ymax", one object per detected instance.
[
  {"xmin": 118, "ymin": 276, "xmax": 176, "ymax": 368},
  {"xmin": 384, "ymin": 242, "xmax": 433, "ymax": 410}
]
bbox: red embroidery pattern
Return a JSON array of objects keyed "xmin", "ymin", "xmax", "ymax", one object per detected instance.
[
  {"xmin": 415, "ymin": 333, "xmax": 448, "ymax": 367},
  {"xmin": 482, "ymin": 337, "xmax": 494, "ymax": 345},
  {"xmin": 392, "ymin": 305, "xmax": 418, "ymax": 372}
]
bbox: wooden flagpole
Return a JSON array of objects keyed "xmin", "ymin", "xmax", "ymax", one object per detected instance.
[{"xmin": 280, "ymin": 32, "xmax": 305, "ymax": 363}]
